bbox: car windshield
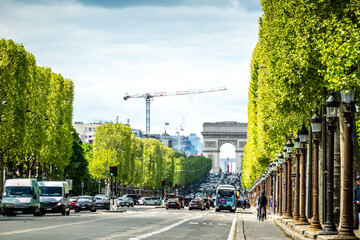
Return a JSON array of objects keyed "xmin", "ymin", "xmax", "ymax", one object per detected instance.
[
  {"xmin": 218, "ymin": 189, "xmax": 234, "ymax": 197},
  {"xmin": 40, "ymin": 186, "xmax": 62, "ymax": 196},
  {"xmin": 118, "ymin": 198, "xmax": 125, "ymax": 201},
  {"xmin": 4, "ymin": 186, "xmax": 33, "ymax": 197},
  {"xmin": 168, "ymin": 198, "xmax": 178, "ymax": 202},
  {"xmin": 78, "ymin": 198, "xmax": 91, "ymax": 203},
  {"xmin": 191, "ymin": 200, "xmax": 199, "ymax": 203},
  {"xmin": 95, "ymin": 196, "xmax": 107, "ymax": 200}
]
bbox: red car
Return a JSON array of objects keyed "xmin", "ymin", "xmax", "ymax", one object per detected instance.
[{"xmin": 69, "ymin": 197, "xmax": 78, "ymax": 210}]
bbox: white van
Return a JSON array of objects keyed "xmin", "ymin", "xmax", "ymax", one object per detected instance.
[
  {"xmin": 2, "ymin": 179, "xmax": 41, "ymax": 216},
  {"xmin": 39, "ymin": 181, "xmax": 70, "ymax": 215}
]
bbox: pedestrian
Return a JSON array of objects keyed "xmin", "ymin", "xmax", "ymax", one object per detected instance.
[
  {"xmin": 354, "ymin": 174, "xmax": 360, "ymax": 229},
  {"xmin": 269, "ymin": 196, "xmax": 273, "ymax": 215}
]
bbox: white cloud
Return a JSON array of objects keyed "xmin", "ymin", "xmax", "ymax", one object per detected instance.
[{"xmin": 0, "ymin": 1, "xmax": 261, "ymax": 148}]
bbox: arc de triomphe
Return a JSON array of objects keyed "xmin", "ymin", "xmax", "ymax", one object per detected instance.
[{"xmin": 201, "ymin": 121, "xmax": 247, "ymax": 173}]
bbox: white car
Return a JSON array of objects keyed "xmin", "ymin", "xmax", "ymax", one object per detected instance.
[{"xmin": 138, "ymin": 197, "xmax": 160, "ymax": 205}]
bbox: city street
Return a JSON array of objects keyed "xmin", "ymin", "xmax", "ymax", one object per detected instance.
[{"xmin": 0, "ymin": 206, "xmax": 289, "ymax": 240}]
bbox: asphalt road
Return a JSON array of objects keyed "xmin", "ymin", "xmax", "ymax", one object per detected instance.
[{"xmin": 0, "ymin": 206, "xmax": 236, "ymax": 240}]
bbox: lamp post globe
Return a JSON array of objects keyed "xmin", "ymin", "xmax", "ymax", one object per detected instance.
[
  {"xmin": 298, "ymin": 123, "xmax": 309, "ymax": 144},
  {"xmin": 310, "ymin": 109, "xmax": 322, "ymax": 134},
  {"xmin": 325, "ymin": 93, "xmax": 340, "ymax": 118}
]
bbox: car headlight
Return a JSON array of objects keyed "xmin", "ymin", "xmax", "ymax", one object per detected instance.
[{"xmin": 57, "ymin": 202, "xmax": 63, "ymax": 206}]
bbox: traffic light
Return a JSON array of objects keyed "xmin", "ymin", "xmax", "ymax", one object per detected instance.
[
  {"xmin": 110, "ymin": 166, "xmax": 118, "ymax": 177},
  {"xmin": 161, "ymin": 179, "xmax": 165, "ymax": 186},
  {"xmin": 175, "ymin": 182, "xmax": 178, "ymax": 188},
  {"xmin": 182, "ymin": 185, "xmax": 185, "ymax": 189}
]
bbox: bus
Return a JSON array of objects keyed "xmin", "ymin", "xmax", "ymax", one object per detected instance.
[{"xmin": 215, "ymin": 185, "xmax": 236, "ymax": 212}]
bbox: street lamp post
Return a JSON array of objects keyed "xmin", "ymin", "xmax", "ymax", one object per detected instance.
[
  {"xmin": 283, "ymin": 138, "xmax": 294, "ymax": 219},
  {"xmin": 337, "ymin": 89, "xmax": 357, "ymax": 238},
  {"xmin": 320, "ymin": 92, "xmax": 340, "ymax": 235},
  {"xmin": 278, "ymin": 152, "xmax": 284, "ymax": 216},
  {"xmin": 297, "ymin": 123, "xmax": 310, "ymax": 225},
  {"xmin": 293, "ymin": 135, "xmax": 301, "ymax": 222},
  {"xmin": 308, "ymin": 109, "xmax": 323, "ymax": 231}
]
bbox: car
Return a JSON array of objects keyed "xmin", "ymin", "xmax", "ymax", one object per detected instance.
[
  {"xmin": 94, "ymin": 194, "xmax": 110, "ymax": 210},
  {"xmin": 74, "ymin": 196, "xmax": 96, "ymax": 212},
  {"xmin": 122, "ymin": 194, "xmax": 141, "ymax": 205},
  {"xmin": 117, "ymin": 197, "xmax": 134, "ymax": 207},
  {"xmin": 69, "ymin": 197, "xmax": 78, "ymax": 210},
  {"xmin": 166, "ymin": 198, "xmax": 181, "ymax": 210},
  {"xmin": 138, "ymin": 197, "xmax": 159, "ymax": 205},
  {"xmin": 188, "ymin": 199, "xmax": 206, "ymax": 210}
]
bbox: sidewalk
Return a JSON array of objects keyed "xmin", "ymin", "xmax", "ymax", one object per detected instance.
[
  {"xmin": 268, "ymin": 214, "xmax": 360, "ymax": 240},
  {"xmin": 235, "ymin": 208, "xmax": 290, "ymax": 240}
]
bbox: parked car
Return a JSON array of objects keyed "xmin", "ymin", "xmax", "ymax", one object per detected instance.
[
  {"xmin": 166, "ymin": 198, "xmax": 181, "ymax": 210},
  {"xmin": 117, "ymin": 197, "xmax": 134, "ymax": 207},
  {"xmin": 121, "ymin": 194, "xmax": 141, "ymax": 205},
  {"xmin": 188, "ymin": 199, "xmax": 206, "ymax": 211},
  {"xmin": 94, "ymin": 195, "xmax": 110, "ymax": 210},
  {"xmin": 39, "ymin": 181, "xmax": 70, "ymax": 215},
  {"xmin": 138, "ymin": 197, "xmax": 159, "ymax": 205},
  {"xmin": 69, "ymin": 197, "xmax": 78, "ymax": 210},
  {"xmin": 74, "ymin": 196, "xmax": 96, "ymax": 212}
]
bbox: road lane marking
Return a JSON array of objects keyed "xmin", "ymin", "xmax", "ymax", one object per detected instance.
[
  {"xmin": 189, "ymin": 222, "xmax": 199, "ymax": 224},
  {"xmin": 128, "ymin": 215, "xmax": 203, "ymax": 240},
  {"xmin": 0, "ymin": 215, "xmax": 118, "ymax": 236},
  {"xmin": 227, "ymin": 211, "xmax": 239, "ymax": 240}
]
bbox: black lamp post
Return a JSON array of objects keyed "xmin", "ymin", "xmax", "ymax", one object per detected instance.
[
  {"xmin": 308, "ymin": 109, "xmax": 323, "ymax": 231},
  {"xmin": 337, "ymin": 89, "xmax": 357, "ymax": 238},
  {"xmin": 319, "ymin": 92, "xmax": 340, "ymax": 235},
  {"xmin": 298, "ymin": 123, "xmax": 310, "ymax": 225}
]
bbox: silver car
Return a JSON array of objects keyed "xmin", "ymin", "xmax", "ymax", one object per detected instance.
[{"xmin": 117, "ymin": 197, "xmax": 134, "ymax": 207}]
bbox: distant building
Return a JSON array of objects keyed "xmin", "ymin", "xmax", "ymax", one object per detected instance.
[
  {"xmin": 73, "ymin": 122, "xmax": 101, "ymax": 143},
  {"xmin": 160, "ymin": 132, "xmax": 202, "ymax": 156},
  {"xmin": 188, "ymin": 133, "xmax": 203, "ymax": 155}
]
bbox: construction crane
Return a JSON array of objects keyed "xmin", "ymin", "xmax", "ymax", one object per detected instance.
[{"xmin": 123, "ymin": 87, "xmax": 227, "ymax": 136}]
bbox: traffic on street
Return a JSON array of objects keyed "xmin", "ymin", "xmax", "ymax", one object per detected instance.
[{"xmin": 0, "ymin": 173, "xmax": 290, "ymax": 240}]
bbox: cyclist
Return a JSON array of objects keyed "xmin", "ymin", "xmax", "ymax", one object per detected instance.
[{"xmin": 258, "ymin": 192, "xmax": 267, "ymax": 220}]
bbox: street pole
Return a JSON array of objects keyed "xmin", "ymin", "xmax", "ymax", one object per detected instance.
[
  {"xmin": 279, "ymin": 166, "xmax": 283, "ymax": 216},
  {"xmin": 293, "ymin": 152, "xmax": 300, "ymax": 221},
  {"xmin": 337, "ymin": 105, "xmax": 356, "ymax": 238},
  {"xmin": 283, "ymin": 158, "xmax": 292, "ymax": 219},
  {"xmin": 320, "ymin": 118, "xmax": 338, "ymax": 235},
  {"xmin": 282, "ymin": 160, "xmax": 289, "ymax": 218},
  {"xmin": 308, "ymin": 134, "xmax": 322, "ymax": 231},
  {"xmin": 298, "ymin": 145, "xmax": 309, "ymax": 224}
]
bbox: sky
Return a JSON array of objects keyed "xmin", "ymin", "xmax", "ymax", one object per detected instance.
[{"xmin": 0, "ymin": 0, "xmax": 262, "ymax": 155}]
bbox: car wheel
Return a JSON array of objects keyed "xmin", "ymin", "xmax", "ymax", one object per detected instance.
[
  {"xmin": 75, "ymin": 208, "xmax": 80, "ymax": 212},
  {"xmin": 66, "ymin": 210, "xmax": 70, "ymax": 216},
  {"xmin": 166, "ymin": 208, "xmax": 168, "ymax": 210},
  {"xmin": 127, "ymin": 205, "xmax": 130, "ymax": 208},
  {"xmin": 143, "ymin": 203, "xmax": 146, "ymax": 205},
  {"xmin": 189, "ymin": 208, "xmax": 192, "ymax": 211}
]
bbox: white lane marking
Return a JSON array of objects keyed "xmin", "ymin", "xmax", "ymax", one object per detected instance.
[
  {"xmin": 227, "ymin": 211, "xmax": 239, "ymax": 240},
  {"xmin": 218, "ymin": 223, "xmax": 227, "ymax": 226},
  {"xmin": 189, "ymin": 222, "xmax": 199, "ymax": 225},
  {"xmin": 129, "ymin": 215, "xmax": 202, "ymax": 240},
  {"xmin": 0, "ymin": 216, "xmax": 115, "ymax": 236}
]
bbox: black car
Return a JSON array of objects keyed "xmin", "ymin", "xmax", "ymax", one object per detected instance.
[
  {"xmin": 166, "ymin": 198, "xmax": 181, "ymax": 210},
  {"xmin": 188, "ymin": 199, "xmax": 206, "ymax": 210},
  {"xmin": 75, "ymin": 196, "xmax": 96, "ymax": 212},
  {"xmin": 94, "ymin": 195, "xmax": 110, "ymax": 210}
]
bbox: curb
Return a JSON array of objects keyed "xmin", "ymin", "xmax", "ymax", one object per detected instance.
[{"xmin": 101, "ymin": 210, "xmax": 127, "ymax": 213}]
